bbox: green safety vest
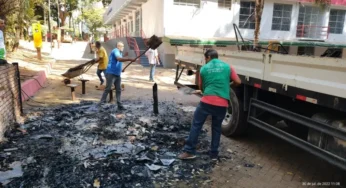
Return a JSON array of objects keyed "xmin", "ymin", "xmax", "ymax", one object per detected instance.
[
  {"xmin": 200, "ymin": 58, "xmax": 230, "ymax": 100},
  {"xmin": 0, "ymin": 30, "xmax": 5, "ymax": 59}
]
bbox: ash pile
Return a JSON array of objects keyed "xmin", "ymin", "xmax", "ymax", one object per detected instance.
[{"xmin": 0, "ymin": 100, "xmax": 219, "ymax": 188}]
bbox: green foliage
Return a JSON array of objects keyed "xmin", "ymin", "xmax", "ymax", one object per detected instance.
[{"xmin": 79, "ymin": 7, "xmax": 104, "ymax": 36}]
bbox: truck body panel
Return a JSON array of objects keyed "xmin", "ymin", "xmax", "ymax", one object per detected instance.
[{"xmin": 176, "ymin": 46, "xmax": 346, "ymax": 100}]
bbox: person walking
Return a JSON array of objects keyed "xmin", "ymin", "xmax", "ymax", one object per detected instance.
[
  {"xmin": 178, "ymin": 49, "xmax": 242, "ymax": 160},
  {"xmin": 89, "ymin": 34, "xmax": 94, "ymax": 54},
  {"xmin": 95, "ymin": 41, "xmax": 108, "ymax": 86},
  {"xmin": 145, "ymin": 48, "xmax": 160, "ymax": 82},
  {"xmin": 100, "ymin": 42, "xmax": 135, "ymax": 110},
  {"xmin": 0, "ymin": 18, "xmax": 7, "ymax": 65}
]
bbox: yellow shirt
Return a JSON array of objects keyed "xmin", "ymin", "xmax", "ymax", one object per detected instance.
[{"xmin": 97, "ymin": 47, "xmax": 108, "ymax": 70}]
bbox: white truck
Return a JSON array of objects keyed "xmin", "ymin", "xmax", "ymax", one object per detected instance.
[{"xmin": 171, "ymin": 33, "xmax": 346, "ymax": 170}]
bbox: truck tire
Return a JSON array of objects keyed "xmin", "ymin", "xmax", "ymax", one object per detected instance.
[{"xmin": 221, "ymin": 88, "xmax": 247, "ymax": 136}]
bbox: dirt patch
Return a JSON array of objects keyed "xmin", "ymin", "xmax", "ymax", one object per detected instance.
[{"xmin": 6, "ymin": 49, "xmax": 55, "ymax": 83}]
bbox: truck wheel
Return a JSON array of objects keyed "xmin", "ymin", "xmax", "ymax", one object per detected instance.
[{"xmin": 221, "ymin": 88, "xmax": 247, "ymax": 136}]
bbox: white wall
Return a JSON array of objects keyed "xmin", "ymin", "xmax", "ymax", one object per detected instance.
[
  {"xmin": 163, "ymin": 0, "xmax": 301, "ymax": 40},
  {"xmin": 163, "ymin": 0, "xmax": 234, "ymax": 38},
  {"xmin": 237, "ymin": 0, "xmax": 299, "ymax": 41},
  {"xmin": 142, "ymin": 0, "xmax": 164, "ymax": 37}
]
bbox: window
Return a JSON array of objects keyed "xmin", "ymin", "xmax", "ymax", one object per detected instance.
[
  {"xmin": 297, "ymin": 47, "xmax": 315, "ymax": 56},
  {"xmin": 239, "ymin": 1, "xmax": 255, "ymax": 29},
  {"xmin": 297, "ymin": 6, "xmax": 324, "ymax": 38},
  {"xmin": 218, "ymin": 0, "xmax": 232, "ymax": 9},
  {"xmin": 329, "ymin": 9, "xmax": 345, "ymax": 34},
  {"xmin": 174, "ymin": 0, "xmax": 200, "ymax": 8},
  {"xmin": 271, "ymin": 4, "xmax": 292, "ymax": 31}
]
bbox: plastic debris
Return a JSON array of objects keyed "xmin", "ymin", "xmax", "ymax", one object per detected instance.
[
  {"xmin": 0, "ymin": 161, "xmax": 23, "ymax": 185},
  {"xmin": 145, "ymin": 164, "xmax": 162, "ymax": 171},
  {"xmin": 160, "ymin": 158, "xmax": 175, "ymax": 166},
  {"xmin": 75, "ymin": 117, "xmax": 86, "ymax": 126}
]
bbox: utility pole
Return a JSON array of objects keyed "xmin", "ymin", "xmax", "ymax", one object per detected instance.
[
  {"xmin": 57, "ymin": 0, "xmax": 61, "ymax": 48},
  {"xmin": 48, "ymin": 0, "xmax": 52, "ymax": 51}
]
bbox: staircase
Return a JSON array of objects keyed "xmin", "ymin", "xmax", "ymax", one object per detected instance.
[
  {"xmin": 126, "ymin": 36, "xmax": 163, "ymax": 67},
  {"xmin": 134, "ymin": 37, "xmax": 150, "ymax": 67}
]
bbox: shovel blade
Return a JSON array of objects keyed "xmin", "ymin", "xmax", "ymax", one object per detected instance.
[{"xmin": 146, "ymin": 35, "xmax": 162, "ymax": 50}]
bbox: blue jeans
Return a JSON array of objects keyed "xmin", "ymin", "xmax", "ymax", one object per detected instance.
[
  {"xmin": 149, "ymin": 64, "xmax": 156, "ymax": 80},
  {"xmin": 183, "ymin": 102, "xmax": 227, "ymax": 156},
  {"xmin": 100, "ymin": 73, "xmax": 122, "ymax": 105},
  {"xmin": 96, "ymin": 69, "xmax": 105, "ymax": 84}
]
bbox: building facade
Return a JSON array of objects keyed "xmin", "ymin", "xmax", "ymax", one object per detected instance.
[{"xmin": 104, "ymin": 0, "xmax": 346, "ymax": 67}]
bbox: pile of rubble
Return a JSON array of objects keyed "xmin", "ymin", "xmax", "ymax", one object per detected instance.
[{"xmin": 0, "ymin": 100, "xmax": 220, "ymax": 187}]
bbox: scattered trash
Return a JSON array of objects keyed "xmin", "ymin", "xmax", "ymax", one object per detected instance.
[
  {"xmin": 145, "ymin": 164, "xmax": 162, "ymax": 171},
  {"xmin": 3, "ymin": 148, "xmax": 18, "ymax": 152},
  {"xmin": 227, "ymin": 149, "xmax": 233, "ymax": 153},
  {"xmin": 23, "ymin": 156, "xmax": 36, "ymax": 165},
  {"xmin": 32, "ymin": 134, "xmax": 53, "ymax": 140},
  {"xmin": 244, "ymin": 163, "xmax": 255, "ymax": 168},
  {"xmin": 160, "ymin": 158, "xmax": 175, "ymax": 166},
  {"xmin": 93, "ymin": 178, "xmax": 100, "ymax": 188},
  {"xmin": 75, "ymin": 117, "xmax": 86, "ymax": 126},
  {"xmin": 1, "ymin": 100, "xmax": 213, "ymax": 187},
  {"xmin": 0, "ymin": 161, "xmax": 23, "ymax": 185},
  {"xmin": 178, "ymin": 87, "xmax": 196, "ymax": 95},
  {"xmin": 287, "ymin": 172, "xmax": 293, "ymax": 175},
  {"xmin": 151, "ymin": 146, "xmax": 159, "ymax": 151},
  {"xmin": 203, "ymin": 180, "xmax": 212, "ymax": 185},
  {"xmin": 131, "ymin": 165, "xmax": 151, "ymax": 177},
  {"xmin": 16, "ymin": 128, "xmax": 27, "ymax": 134}
]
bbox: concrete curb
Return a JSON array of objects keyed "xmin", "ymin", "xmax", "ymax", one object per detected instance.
[{"xmin": 21, "ymin": 59, "xmax": 55, "ymax": 101}]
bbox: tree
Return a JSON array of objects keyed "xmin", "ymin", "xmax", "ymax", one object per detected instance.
[
  {"xmin": 253, "ymin": 0, "xmax": 264, "ymax": 49},
  {"xmin": 58, "ymin": 0, "xmax": 79, "ymax": 40},
  {"xmin": 253, "ymin": 0, "xmax": 331, "ymax": 49},
  {"xmin": 1, "ymin": 0, "xmax": 43, "ymax": 49},
  {"xmin": 78, "ymin": 7, "xmax": 104, "ymax": 39}
]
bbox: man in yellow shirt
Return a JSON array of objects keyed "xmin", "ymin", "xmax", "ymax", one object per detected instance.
[{"xmin": 95, "ymin": 41, "xmax": 108, "ymax": 85}]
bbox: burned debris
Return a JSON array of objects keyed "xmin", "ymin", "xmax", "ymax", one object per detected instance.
[{"xmin": 0, "ymin": 100, "xmax": 219, "ymax": 187}]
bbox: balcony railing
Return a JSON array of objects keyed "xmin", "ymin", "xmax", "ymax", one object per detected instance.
[{"xmin": 296, "ymin": 25, "xmax": 330, "ymax": 40}]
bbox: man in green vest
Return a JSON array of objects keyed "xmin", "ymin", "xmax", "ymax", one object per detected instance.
[{"xmin": 179, "ymin": 49, "xmax": 241, "ymax": 160}]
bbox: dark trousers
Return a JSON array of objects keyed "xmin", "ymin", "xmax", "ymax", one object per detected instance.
[
  {"xmin": 0, "ymin": 59, "xmax": 8, "ymax": 65},
  {"xmin": 96, "ymin": 69, "xmax": 105, "ymax": 83},
  {"xmin": 100, "ymin": 73, "xmax": 122, "ymax": 105},
  {"xmin": 183, "ymin": 102, "xmax": 227, "ymax": 156}
]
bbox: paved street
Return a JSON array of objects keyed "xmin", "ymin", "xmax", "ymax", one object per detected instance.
[{"xmin": 20, "ymin": 41, "xmax": 346, "ymax": 188}]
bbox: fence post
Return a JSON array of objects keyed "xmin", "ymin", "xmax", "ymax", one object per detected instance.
[
  {"xmin": 153, "ymin": 83, "xmax": 159, "ymax": 115},
  {"xmin": 12, "ymin": 62, "xmax": 23, "ymax": 116}
]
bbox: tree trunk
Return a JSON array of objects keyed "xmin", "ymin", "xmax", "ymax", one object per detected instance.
[
  {"xmin": 254, "ymin": 0, "xmax": 264, "ymax": 50},
  {"xmin": 59, "ymin": 10, "xmax": 69, "ymax": 41}
]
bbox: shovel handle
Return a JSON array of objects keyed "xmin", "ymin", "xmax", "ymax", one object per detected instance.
[{"xmin": 122, "ymin": 49, "xmax": 150, "ymax": 72}]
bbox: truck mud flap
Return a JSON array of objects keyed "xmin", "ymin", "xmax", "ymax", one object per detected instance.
[{"xmin": 247, "ymin": 98, "xmax": 346, "ymax": 171}]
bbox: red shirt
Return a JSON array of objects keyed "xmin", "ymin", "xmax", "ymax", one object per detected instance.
[{"xmin": 200, "ymin": 65, "xmax": 239, "ymax": 107}]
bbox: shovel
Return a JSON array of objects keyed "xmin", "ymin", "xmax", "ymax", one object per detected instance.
[{"xmin": 122, "ymin": 35, "xmax": 162, "ymax": 72}]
